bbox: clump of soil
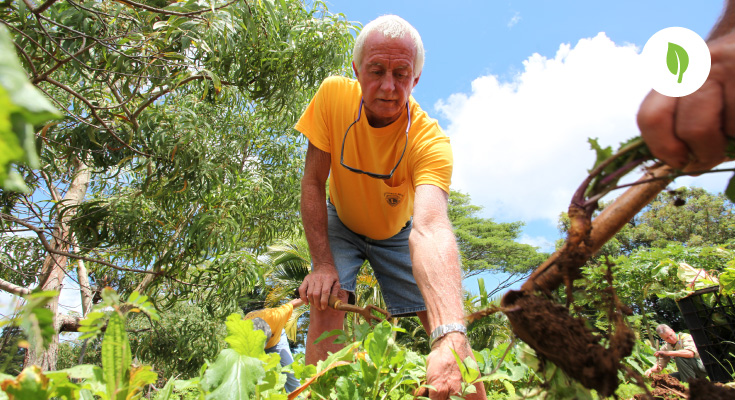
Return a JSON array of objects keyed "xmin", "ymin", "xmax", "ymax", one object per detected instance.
[
  {"xmin": 632, "ymin": 374, "xmax": 688, "ymax": 399},
  {"xmin": 504, "ymin": 293, "xmax": 634, "ymax": 397},
  {"xmin": 688, "ymin": 378, "xmax": 735, "ymax": 400}
]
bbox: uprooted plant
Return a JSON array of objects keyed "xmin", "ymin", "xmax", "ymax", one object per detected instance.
[{"xmin": 496, "ymin": 137, "xmax": 735, "ymax": 397}]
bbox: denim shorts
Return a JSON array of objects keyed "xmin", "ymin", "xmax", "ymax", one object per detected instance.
[{"xmin": 326, "ymin": 201, "xmax": 426, "ymax": 316}]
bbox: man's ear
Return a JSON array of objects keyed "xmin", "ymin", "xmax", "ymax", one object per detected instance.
[
  {"xmin": 412, "ymin": 72, "xmax": 421, "ymax": 88},
  {"xmin": 352, "ymin": 61, "xmax": 359, "ymax": 78}
]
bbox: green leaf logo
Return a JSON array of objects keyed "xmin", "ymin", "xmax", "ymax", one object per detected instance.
[{"xmin": 667, "ymin": 42, "xmax": 689, "ymax": 84}]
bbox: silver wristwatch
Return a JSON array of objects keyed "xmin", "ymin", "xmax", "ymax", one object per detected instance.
[{"xmin": 429, "ymin": 323, "xmax": 467, "ymax": 347}]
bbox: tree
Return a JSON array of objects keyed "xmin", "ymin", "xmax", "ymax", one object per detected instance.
[
  {"xmin": 450, "ymin": 190, "xmax": 547, "ymax": 294},
  {"xmin": 566, "ymin": 187, "xmax": 735, "ymax": 345},
  {"xmin": 0, "ymin": 0, "xmax": 354, "ymax": 370},
  {"xmin": 586, "ymin": 187, "xmax": 735, "ymax": 258}
]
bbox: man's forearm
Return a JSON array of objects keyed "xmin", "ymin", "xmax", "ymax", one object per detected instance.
[
  {"xmin": 300, "ymin": 182, "xmax": 334, "ymax": 267},
  {"xmin": 665, "ymin": 350, "xmax": 696, "ymax": 359},
  {"xmin": 410, "ymin": 220, "xmax": 465, "ymax": 331}
]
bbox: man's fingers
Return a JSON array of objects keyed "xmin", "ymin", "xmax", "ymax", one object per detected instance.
[
  {"xmin": 319, "ymin": 284, "xmax": 331, "ymax": 311},
  {"xmin": 676, "ymin": 79, "xmax": 727, "ymax": 170},
  {"xmin": 638, "ymin": 91, "xmax": 686, "ymax": 168}
]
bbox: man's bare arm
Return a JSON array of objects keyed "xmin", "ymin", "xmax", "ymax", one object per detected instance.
[
  {"xmin": 299, "ymin": 141, "xmax": 340, "ymax": 311},
  {"xmin": 411, "ymin": 184, "xmax": 486, "ymax": 400}
]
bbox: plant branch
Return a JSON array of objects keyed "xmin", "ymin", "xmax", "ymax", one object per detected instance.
[
  {"xmin": 33, "ymin": 0, "xmax": 61, "ymax": 15},
  {"xmin": 112, "ymin": 0, "xmax": 238, "ymax": 17},
  {"xmin": 0, "ymin": 277, "xmax": 31, "ymax": 296},
  {"xmin": 0, "ymin": 213, "xmax": 161, "ymax": 277},
  {"xmin": 43, "ymin": 77, "xmax": 154, "ymax": 158}
]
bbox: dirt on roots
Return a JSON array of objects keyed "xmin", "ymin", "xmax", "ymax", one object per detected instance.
[
  {"xmin": 688, "ymin": 378, "xmax": 735, "ymax": 400},
  {"xmin": 504, "ymin": 293, "xmax": 635, "ymax": 397}
]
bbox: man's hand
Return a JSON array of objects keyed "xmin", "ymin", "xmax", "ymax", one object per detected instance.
[
  {"xmin": 644, "ymin": 366, "xmax": 659, "ymax": 378},
  {"xmin": 638, "ymin": 31, "xmax": 735, "ymax": 172},
  {"xmin": 299, "ymin": 264, "xmax": 340, "ymax": 311},
  {"xmin": 425, "ymin": 333, "xmax": 486, "ymax": 400}
]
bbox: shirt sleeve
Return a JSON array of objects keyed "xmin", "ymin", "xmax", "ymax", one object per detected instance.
[
  {"xmin": 294, "ymin": 77, "xmax": 335, "ymax": 154},
  {"xmin": 680, "ymin": 334, "xmax": 700, "ymax": 358},
  {"xmin": 412, "ymin": 137, "xmax": 453, "ymax": 194}
]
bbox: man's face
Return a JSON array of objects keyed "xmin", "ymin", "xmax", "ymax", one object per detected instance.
[
  {"xmin": 353, "ymin": 32, "xmax": 420, "ymax": 128},
  {"xmin": 659, "ymin": 329, "xmax": 678, "ymax": 345}
]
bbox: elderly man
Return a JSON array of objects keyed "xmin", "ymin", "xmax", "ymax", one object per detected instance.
[
  {"xmin": 295, "ymin": 14, "xmax": 485, "ymax": 400},
  {"xmin": 644, "ymin": 324, "xmax": 708, "ymax": 382}
]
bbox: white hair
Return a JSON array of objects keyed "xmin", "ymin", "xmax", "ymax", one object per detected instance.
[
  {"xmin": 353, "ymin": 15, "xmax": 424, "ymax": 78},
  {"xmin": 655, "ymin": 324, "xmax": 673, "ymax": 336}
]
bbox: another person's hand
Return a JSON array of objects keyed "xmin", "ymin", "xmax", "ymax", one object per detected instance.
[
  {"xmin": 299, "ymin": 263, "xmax": 340, "ymax": 311},
  {"xmin": 638, "ymin": 31, "xmax": 735, "ymax": 172},
  {"xmin": 425, "ymin": 333, "xmax": 486, "ymax": 400}
]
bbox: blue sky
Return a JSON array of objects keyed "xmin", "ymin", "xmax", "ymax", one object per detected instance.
[{"xmin": 324, "ymin": 1, "xmax": 733, "ymax": 293}]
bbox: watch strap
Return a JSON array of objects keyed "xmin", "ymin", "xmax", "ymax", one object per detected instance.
[{"xmin": 429, "ymin": 323, "xmax": 467, "ymax": 347}]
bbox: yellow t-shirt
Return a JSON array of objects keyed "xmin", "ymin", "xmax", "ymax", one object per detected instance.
[
  {"xmin": 244, "ymin": 303, "xmax": 294, "ymax": 349},
  {"xmin": 295, "ymin": 76, "xmax": 453, "ymax": 240}
]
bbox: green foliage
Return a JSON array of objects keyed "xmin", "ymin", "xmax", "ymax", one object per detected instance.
[
  {"xmin": 449, "ymin": 190, "xmax": 547, "ymax": 282},
  {"xmin": 3, "ymin": 293, "xmax": 664, "ymax": 399},
  {"xmin": 79, "ymin": 288, "xmax": 159, "ymax": 341},
  {"xmin": 18, "ymin": 290, "xmax": 58, "ymax": 352},
  {"xmin": 0, "ymin": 26, "xmax": 60, "ymax": 192},
  {"xmin": 0, "ymin": 327, "xmax": 26, "ymax": 376},
  {"xmin": 1, "ymin": 290, "xmax": 158, "ymax": 400},
  {"xmin": 305, "ymin": 321, "xmax": 426, "ymax": 400},
  {"xmin": 128, "ymin": 301, "xmax": 227, "ymax": 380},
  {"xmin": 0, "ymin": 0, "xmax": 355, "ymax": 371},
  {"xmin": 719, "ymin": 257, "xmax": 735, "ymax": 295},
  {"xmin": 594, "ymin": 187, "xmax": 735, "ymax": 258}
]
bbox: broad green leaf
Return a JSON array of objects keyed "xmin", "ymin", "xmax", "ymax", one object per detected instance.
[
  {"xmin": 0, "ymin": 26, "xmax": 60, "ymax": 124},
  {"xmin": 335, "ymin": 376, "xmax": 359, "ymax": 400},
  {"xmin": 667, "ymin": 42, "xmax": 689, "ymax": 84},
  {"xmin": 224, "ymin": 315, "xmax": 266, "ymax": 357},
  {"xmin": 366, "ymin": 321, "xmax": 392, "ymax": 367},
  {"xmin": 200, "ymin": 349, "xmax": 264, "ymax": 400}
]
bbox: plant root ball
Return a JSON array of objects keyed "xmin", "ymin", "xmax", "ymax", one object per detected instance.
[
  {"xmin": 689, "ymin": 378, "xmax": 735, "ymax": 400},
  {"xmin": 505, "ymin": 293, "xmax": 635, "ymax": 397}
]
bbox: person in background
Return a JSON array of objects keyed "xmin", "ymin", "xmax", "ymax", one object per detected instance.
[
  {"xmin": 245, "ymin": 298, "xmax": 304, "ymax": 393},
  {"xmin": 295, "ymin": 14, "xmax": 485, "ymax": 400},
  {"xmin": 644, "ymin": 324, "xmax": 708, "ymax": 382},
  {"xmin": 638, "ymin": 0, "xmax": 735, "ymax": 171}
]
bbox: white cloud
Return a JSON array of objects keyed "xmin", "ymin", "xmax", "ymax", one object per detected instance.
[
  {"xmin": 437, "ymin": 32, "xmax": 732, "ymax": 228},
  {"xmin": 519, "ymin": 234, "xmax": 555, "ymax": 253},
  {"xmin": 507, "ymin": 12, "xmax": 521, "ymax": 28}
]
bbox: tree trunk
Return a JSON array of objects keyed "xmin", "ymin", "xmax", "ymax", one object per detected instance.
[{"xmin": 24, "ymin": 161, "xmax": 90, "ymax": 371}]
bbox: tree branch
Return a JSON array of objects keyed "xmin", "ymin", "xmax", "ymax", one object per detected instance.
[
  {"xmin": 0, "ymin": 277, "xmax": 31, "ymax": 296},
  {"xmin": 43, "ymin": 77, "xmax": 154, "ymax": 158},
  {"xmin": 112, "ymin": 0, "xmax": 237, "ymax": 18},
  {"xmin": 33, "ymin": 0, "xmax": 61, "ymax": 15},
  {"xmin": 132, "ymin": 74, "xmax": 231, "ymax": 119},
  {"xmin": 0, "ymin": 213, "xmax": 160, "ymax": 277}
]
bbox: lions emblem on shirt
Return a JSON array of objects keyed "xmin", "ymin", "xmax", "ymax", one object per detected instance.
[{"xmin": 384, "ymin": 192, "xmax": 404, "ymax": 207}]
